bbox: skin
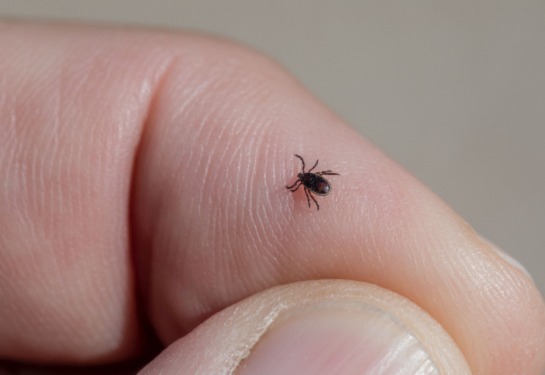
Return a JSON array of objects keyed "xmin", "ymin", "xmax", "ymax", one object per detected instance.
[{"xmin": 0, "ymin": 22, "xmax": 544, "ymax": 373}]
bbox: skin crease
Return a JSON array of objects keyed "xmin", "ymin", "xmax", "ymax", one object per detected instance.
[{"xmin": 0, "ymin": 22, "xmax": 544, "ymax": 373}]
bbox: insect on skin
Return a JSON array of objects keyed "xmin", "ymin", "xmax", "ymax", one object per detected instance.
[{"xmin": 285, "ymin": 154, "xmax": 340, "ymax": 210}]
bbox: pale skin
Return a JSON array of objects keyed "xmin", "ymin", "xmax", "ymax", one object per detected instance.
[{"xmin": 0, "ymin": 22, "xmax": 544, "ymax": 374}]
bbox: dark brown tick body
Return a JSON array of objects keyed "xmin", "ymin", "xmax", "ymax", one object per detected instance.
[{"xmin": 286, "ymin": 154, "xmax": 340, "ymax": 210}]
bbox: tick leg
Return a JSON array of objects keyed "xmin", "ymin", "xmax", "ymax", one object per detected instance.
[
  {"xmin": 288, "ymin": 181, "xmax": 302, "ymax": 192},
  {"xmin": 318, "ymin": 170, "xmax": 340, "ymax": 176},
  {"xmin": 286, "ymin": 179, "xmax": 301, "ymax": 189},
  {"xmin": 304, "ymin": 188, "xmax": 312, "ymax": 208},
  {"xmin": 308, "ymin": 159, "xmax": 319, "ymax": 173},
  {"xmin": 294, "ymin": 154, "xmax": 306, "ymax": 173},
  {"xmin": 308, "ymin": 191, "xmax": 320, "ymax": 210}
]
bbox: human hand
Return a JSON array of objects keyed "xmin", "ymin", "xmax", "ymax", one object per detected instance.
[{"xmin": 0, "ymin": 22, "xmax": 544, "ymax": 374}]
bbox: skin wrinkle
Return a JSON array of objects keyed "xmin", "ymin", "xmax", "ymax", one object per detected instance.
[
  {"xmin": 246, "ymin": 134, "xmax": 274, "ymax": 259},
  {"xmin": 265, "ymin": 163, "xmax": 288, "ymax": 263},
  {"xmin": 220, "ymin": 125, "xmax": 250, "ymax": 231},
  {"xmin": 211, "ymin": 84, "xmax": 272, "ymax": 245},
  {"xmin": 131, "ymin": 51, "xmax": 180, "ymax": 306},
  {"xmin": 149, "ymin": 55, "xmax": 209, "ymax": 171},
  {"xmin": 175, "ymin": 73, "xmax": 282, "ymax": 305},
  {"xmin": 233, "ymin": 142, "xmax": 250, "ymax": 252}
]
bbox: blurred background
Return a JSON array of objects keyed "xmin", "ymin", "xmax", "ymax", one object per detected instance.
[{"xmin": 1, "ymin": 1, "xmax": 544, "ymax": 293}]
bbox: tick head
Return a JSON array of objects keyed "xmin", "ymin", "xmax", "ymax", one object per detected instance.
[{"xmin": 297, "ymin": 173, "xmax": 304, "ymax": 179}]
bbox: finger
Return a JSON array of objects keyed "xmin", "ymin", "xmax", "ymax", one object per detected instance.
[
  {"xmin": 140, "ymin": 280, "xmax": 470, "ymax": 374},
  {"xmin": 131, "ymin": 35, "xmax": 545, "ymax": 374},
  {"xmin": 0, "ymin": 22, "xmax": 172, "ymax": 362}
]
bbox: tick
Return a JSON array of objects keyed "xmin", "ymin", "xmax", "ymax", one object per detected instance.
[{"xmin": 285, "ymin": 154, "xmax": 340, "ymax": 210}]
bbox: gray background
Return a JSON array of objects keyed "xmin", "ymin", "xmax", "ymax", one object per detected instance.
[{"xmin": 1, "ymin": 1, "xmax": 544, "ymax": 294}]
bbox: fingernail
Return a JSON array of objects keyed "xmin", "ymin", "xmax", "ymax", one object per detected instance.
[{"xmin": 236, "ymin": 303, "xmax": 438, "ymax": 375}]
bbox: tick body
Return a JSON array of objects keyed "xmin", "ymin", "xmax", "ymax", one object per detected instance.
[{"xmin": 285, "ymin": 154, "xmax": 340, "ymax": 210}]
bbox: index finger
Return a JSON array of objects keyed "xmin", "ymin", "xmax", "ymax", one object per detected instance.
[{"xmin": 131, "ymin": 32, "xmax": 545, "ymax": 374}]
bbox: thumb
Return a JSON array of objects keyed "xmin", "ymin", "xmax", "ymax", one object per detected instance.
[{"xmin": 140, "ymin": 280, "xmax": 470, "ymax": 374}]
